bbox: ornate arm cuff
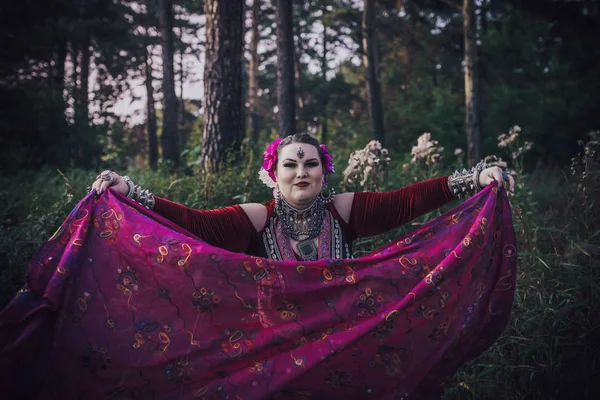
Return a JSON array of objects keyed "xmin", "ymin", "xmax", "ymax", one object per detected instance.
[
  {"xmin": 447, "ymin": 160, "xmax": 488, "ymax": 199},
  {"xmin": 122, "ymin": 176, "xmax": 155, "ymax": 210}
]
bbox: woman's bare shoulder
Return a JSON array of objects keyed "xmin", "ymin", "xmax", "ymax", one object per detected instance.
[
  {"xmin": 332, "ymin": 192, "xmax": 355, "ymax": 224},
  {"xmin": 239, "ymin": 203, "xmax": 269, "ymax": 232}
]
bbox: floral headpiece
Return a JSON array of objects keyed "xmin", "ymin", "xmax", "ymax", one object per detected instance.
[{"xmin": 258, "ymin": 138, "xmax": 335, "ymax": 188}]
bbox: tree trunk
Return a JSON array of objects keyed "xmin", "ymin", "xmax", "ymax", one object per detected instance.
[
  {"xmin": 201, "ymin": 0, "xmax": 244, "ymax": 171},
  {"xmin": 145, "ymin": 48, "xmax": 158, "ymax": 171},
  {"xmin": 293, "ymin": 27, "xmax": 306, "ymax": 134},
  {"xmin": 177, "ymin": 26, "xmax": 189, "ymax": 149},
  {"xmin": 78, "ymin": 29, "xmax": 93, "ymax": 167},
  {"xmin": 248, "ymin": 0, "xmax": 261, "ymax": 142},
  {"xmin": 158, "ymin": 0, "xmax": 180, "ymax": 168},
  {"xmin": 275, "ymin": 0, "xmax": 295, "ymax": 137},
  {"xmin": 57, "ymin": 40, "xmax": 67, "ymax": 95},
  {"xmin": 362, "ymin": 0, "xmax": 385, "ymax": 146},
  {"xmin": 320, "ymin": 4, "xmax": 329, "ymax": 144},
  {"xmin": 50, "ymin": 29, "xmax": 67, "ymax": 101},
  {"xmin": 463, "ymin": 0, "xmax": 481, "ymax": 165},
  {"xmin": 479, "ymin": 0, "xmax": 489, "ymax": 143},
  {"xmin": 79, "ymin": 31, "xmax": 90, "ymax": 129},
  {"xmin": 178, "ymin": 27, "xmax": 185, "ymax": 126},
  {"xmin": 73, "ymin": 0, "xmax": 87, "ymax": 129},
  {"xmin": 69, "ymin": 40, "xmax": 79, "ymax": 124}
]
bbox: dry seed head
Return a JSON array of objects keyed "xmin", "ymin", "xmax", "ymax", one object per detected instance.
[
  {"xmin": 343, "ymin": 140, "xmax": 391, "ymax": 191},
  {"xmin": 411, "ymin": 133, "xmax": 443, "ymax": 164}
]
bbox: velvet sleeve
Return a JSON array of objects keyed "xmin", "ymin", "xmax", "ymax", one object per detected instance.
[
  {"xmin": 348, "ymin": 176, "xmax": 455, "ymax": 239},
  {"xmin": 152, "ymin": 197, "xmax": 257, "ymax": 253}
]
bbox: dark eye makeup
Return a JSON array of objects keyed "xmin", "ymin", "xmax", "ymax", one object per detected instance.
[{"xmin": 283, "ymin": 161, "xmax": 320, "ymax": 168}]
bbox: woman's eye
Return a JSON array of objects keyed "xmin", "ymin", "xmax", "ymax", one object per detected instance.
[
  {"xmin": 284, "ymin": 163, "xmax": 296, "ymax": 168},
  {"xmin": 306, "ymin": 162, "xmax": 319, "ymax": 168}
]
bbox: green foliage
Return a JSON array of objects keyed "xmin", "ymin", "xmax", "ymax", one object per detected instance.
[
  {"xmin": 442, "ymin": 134, "xmax": 600, "ymax": 399},
  {"xmin": 0, "ymin": 86, "xmax": 76, "ymax": 174},
  {"xmin": 0, "ymin": 0, "xmax": 203, "ymax": 174},
  {"xmin": 2, "ymin": 0, "xmax": 597, "ymax": 175},
  {"xmin": 0, "ymin": 169, "xmax": 92, "ymax": 306},
  {"xmin": 480, "ymin": 5, "xmax": 600, "ymax": 166}
]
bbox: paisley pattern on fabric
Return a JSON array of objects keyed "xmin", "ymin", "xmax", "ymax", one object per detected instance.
[{"xmin": 0, "ymin": 186, "xmax": 517, "ymax": 400}]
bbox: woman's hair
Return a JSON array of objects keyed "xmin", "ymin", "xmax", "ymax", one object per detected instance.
[{"xmin": 276, "ymin": 134, "xmax": 325, "ymax": 167}]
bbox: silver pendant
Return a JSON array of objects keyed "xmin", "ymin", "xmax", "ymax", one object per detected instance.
[{"xmin": 296, "ymin": 238, "xmax": 318, "ymax": 261}]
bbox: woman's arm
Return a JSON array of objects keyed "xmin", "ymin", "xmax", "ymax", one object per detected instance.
[
  {"xmin": 333, "ymin": 164, "xmax": 514, "ymax": 239},
  {"xmin": 332, "ymin": 176, "xmax": 454, "ymax": 239},
  {"xmin": 153, "ymin": 197, "xmax": 265, "ymax": 253},
  {"xmin": 88, "ymin": 170, "xmax": 270, "ymax": 253}
]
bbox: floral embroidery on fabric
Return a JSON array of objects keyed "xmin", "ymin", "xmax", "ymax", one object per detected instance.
[
  {"xmin": 0, "ymin": 187, "xmax": 517, "ymax": 399},
  {"xmin": 192, "ymin": 287, "xmax": 220, "ymax": 313},
  {"xmin": 370, "ymin": 345, "xmax": 405, "ymax": 378},
  {"xmin": 164, "ymin": 357, "xmax": 193, "ymax": 383},
  {"xmin": 114, "ymin": 266, "xmax": 139, "ymax": 295},
  {"xmin": 73, "ymin": 291, "xmax": 92, "ymax": 323},
  {"xmin": 93, "ymin": 208, "xmax": 122, "ymax": 243},
  {"xmin": 132, "ymin": 320, "xmax": 172, "ymax": 355},
  {"xmin": 277, "ymin": 299, "xmax": 302, "ymax": 320},
  {"xmin": 321, "ymin": 263, "xmax": 356, "ymax": 285},
  {"xmin": 357, "ymin": 288, "xmax": 384, "ymax": 316},
  {"xmin": 220, "ymin": 329, "xmax": 255, "ymax": 358}
]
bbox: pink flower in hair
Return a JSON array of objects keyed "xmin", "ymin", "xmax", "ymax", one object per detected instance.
[
  {"xmin": 320, "ymin": 144, "xmax": 335, "ymax": 174},
  {"xmin": 259, "ymin": 138, "xmax": 335, "ymax": 188},
  {"xmin": 261, "ymin": 138, "xmax": 282, "ymax": 181}
]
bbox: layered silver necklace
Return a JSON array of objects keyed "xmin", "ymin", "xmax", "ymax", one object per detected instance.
[{"xmin": 275, "ymin": 195, "xmax": 326, "ymax": 261}]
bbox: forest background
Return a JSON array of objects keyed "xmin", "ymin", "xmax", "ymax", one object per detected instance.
[{"xmin": 1, "ymin": 0, "xmax": 599, "ymax": 399}]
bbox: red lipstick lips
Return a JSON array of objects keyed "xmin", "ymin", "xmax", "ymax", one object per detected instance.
[{"xmin": 295, "ymin": 182, "xmax": 309, "ymax": 187}]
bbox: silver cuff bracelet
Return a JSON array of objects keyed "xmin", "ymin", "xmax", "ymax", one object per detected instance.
[
  {"xmin": 447, "ymin": 160, "xmax": 488, "ymax": 199},
  {"xmin": 122, "ymin": 176, "xmax": 155, "ymax": 210}
]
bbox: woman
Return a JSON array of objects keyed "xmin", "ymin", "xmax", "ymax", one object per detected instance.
[
  {"xmin": 0, "ymin": 134, "xmax": 516, "ymax": 400},
  {"xmin": 89, "ymin": 134, "xmax": 514, "ymax": 261}
]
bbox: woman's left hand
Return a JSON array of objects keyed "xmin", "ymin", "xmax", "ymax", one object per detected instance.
[{"xmin": 479, "ymin": 166, "xmax": 515, "ymax": 193}]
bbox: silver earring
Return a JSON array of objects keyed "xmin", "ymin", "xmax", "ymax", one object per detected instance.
[{"xmin": 320, "ymin": 186, "xmax": 335, "ymax": 203}]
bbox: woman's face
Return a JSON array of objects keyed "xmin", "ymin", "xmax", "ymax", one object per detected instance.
[{"xmin": 275, "ymin": 143, "xmax": 324, "ymax": 208}]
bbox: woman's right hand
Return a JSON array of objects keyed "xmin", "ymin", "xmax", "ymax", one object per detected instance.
[{"xmin": 90, "ymin": 170, "xmax": 129, "ymax": 196}]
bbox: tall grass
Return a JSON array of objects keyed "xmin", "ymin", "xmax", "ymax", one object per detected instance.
[
  {"xmin": 443, "ymin": 136, "xmax": 600, "ymax": 400},
  {"xmin": 0, "ymin": 138, "xmax": 598, "ymax": 399}
]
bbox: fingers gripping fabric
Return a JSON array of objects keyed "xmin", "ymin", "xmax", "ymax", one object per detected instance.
[{"xmin": 0, "ymin": 186, "xmax": 517, "ymax": 400}]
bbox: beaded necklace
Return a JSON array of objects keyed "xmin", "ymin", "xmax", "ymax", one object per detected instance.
[{"xmin": 275, "ymin": 195, "xmax": 326, "ymax": 260}]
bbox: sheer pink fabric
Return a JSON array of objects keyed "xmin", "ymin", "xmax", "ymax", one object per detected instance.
[{"xmin": 0, "ymin": 185, "xmax": 516, "ymax": 399}]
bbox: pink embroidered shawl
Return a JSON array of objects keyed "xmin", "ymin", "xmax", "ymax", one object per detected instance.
[{"xmin": 0, "ymin": 185, "xmax": 516, "ymax": 399}]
